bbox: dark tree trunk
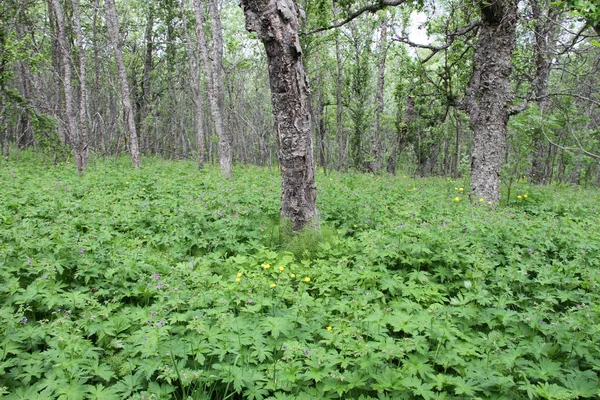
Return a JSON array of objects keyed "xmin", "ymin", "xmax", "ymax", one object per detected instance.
[
  {"xmin": 241, "ymin": 0, "xmax": 318, "ymax": 231},
  {"xmin": 465, "ymin": 0, "xmax": 517, "ymax": 204}
]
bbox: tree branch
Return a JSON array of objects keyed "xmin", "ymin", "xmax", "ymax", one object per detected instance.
[
  {"xmin": 391, "ymin": 21, "xmax": 480, "ymax": 64},
  {"xmin": 303, "ymin": 0, "xmax": 408, "ymax": 35}
]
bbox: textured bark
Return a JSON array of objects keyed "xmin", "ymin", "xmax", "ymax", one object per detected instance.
[
  {"xmin": 241, "ymin": 0, "xmax": 318, "ymax": 231},
  {"xmin": 105, "ymin": 0, "xmax": 141, "ymax": 167},
  {"xmin": 193, "ymin": 0, "xmax": 232, "ymax": 177},
  {"xmin": 369, "ymin": 16, "xmax": 389, "ymax": 173},
  {"xmin": 465, "ymin": 0, "xmax": 517, "ymax": 204},
  {"xmin": 72, "ymin": 0, "xmax": 89, "ymax": 174}
]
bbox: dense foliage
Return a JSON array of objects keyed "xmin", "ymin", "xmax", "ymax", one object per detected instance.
[{"xmin": 1, "ymin": 155, "xmax": 599, "ymax": 399}]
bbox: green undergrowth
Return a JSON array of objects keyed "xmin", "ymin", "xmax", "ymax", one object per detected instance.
[{"xmin": 1, "ymin": 154, "xmax": 599, "ymax": 399}]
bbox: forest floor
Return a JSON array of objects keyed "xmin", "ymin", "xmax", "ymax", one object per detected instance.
[{"xmin": 1, "ymin": 154, "xmax": 599, "ymax": 399}]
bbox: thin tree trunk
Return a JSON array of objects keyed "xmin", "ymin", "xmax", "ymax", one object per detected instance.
[
  {"xmin": 465, "ymin": 0, "xmax": 517, "ymax": 204},
  {"xmin": 72, "ymin": 0, "xmax": 89, "ymax": 174},
  {"xmin": 104, "ymin": 0, "xmax": 141, "ymax": 167},
  {"xmin": 530, "ymin": 0, "xmax": 560, "ymax": 184},
  {"xmin": 241, "ymin": 0, "xmax": 318, "ymax": 231},
  {"xmin": 208, "ymin": 0, "xmax": 234, "ymax": 177},
  {"xmin": 335, "ymin": 29, "xmax": 345, "ymax": 170},
  {"xmin": 181, "ymin": 0, "xmax": 205, "ymax": 167},
  {"xmin": 50, "ymin": 0, "xmax": 78, "ymax": 156},
  {"xmin": 369, "ymin": 15, "xmax": 389, "ymax": 173},
  {"xmin": 193, "ymin": 0, "xmax": 232, "ymax": 177},
  {"xmin": 134, "ymin": 3, "xmax": 154, "ymax": 145}
]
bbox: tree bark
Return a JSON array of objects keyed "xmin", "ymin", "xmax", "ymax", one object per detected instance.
[
  {"xmin": 369, "ymin": 15, "xmax": 389, "ymax": 173},
  {"xmin": 181, "ymin": 0, "xmax": 205, "ymax": 167},
  {"xmin": 241, "ymin": 0, "xmax": 318, "ymax": 231},
  {"xmin": 193, "ymin": 0, "xmax": 232, "ymax": 177},
  {"xmin": 72, "ymin": 0, "xmax": 89, "ymax": 174},
  {"xmin": 50, "ymin": 0, "xmax": 77, "ymax": 154},
  {"xmin": 465, "ymin": 0, "xmax": 517, "ymax": 204},
  {"xmin": 335, "ymin": 28, "xmax": 345, "ymax": 170},
  {"xmin": 104, "ymin": 0, "xmax": 141, "ymax": 167},
  {"xmin": 530, "ymin": 0, "xmax": 561, "ymax": 184}
]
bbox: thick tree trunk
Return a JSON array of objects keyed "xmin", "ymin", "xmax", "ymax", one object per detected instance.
[
  {"xmin": 465, "ymin": 0, "xmax": 517, "ymax": 204},
  {"xmin": 104, "ymin": 0, "xmax": 141, "ymax": 167},
  {"xmin": 241, "ymin": 0, "xmax": 318, "ymax": 231},
  {"xmin": 72, "ymin": 0, "xmax": 89, "ymax": 175}
]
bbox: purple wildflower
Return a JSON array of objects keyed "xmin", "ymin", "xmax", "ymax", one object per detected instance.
[
  {"xmin": 154, "ymin": 273, "xmax": 160, "ymax": 279},
  {"xmin": 527, "ymin": 248, "xmax": 533, "ymax": 253},
  {"xmin": 65, "ymin": 312, "xmax": 70, "ymax": 317},
  {"xmin": 78, "ymin": 249, "xmax": 84, "ymax": 254},
  {"xmin": 21, "ymin": 317, "xmax": 27, "ymax": 323},
  {"xmin": 247, "ymin": 299, "xmax": 253, "ymax": 304},
  {"xmin": 304, "ymin": 349, "xmax": 310, "ymax": 355},
  {"xmin": 27, "ymin": 259, "xmax": 32, "ymax": 264},
  {"xmin": 282, "ymin": 345, "xmax": 288, "ymax": 350},
  {"xmin": 157, "ymin": 321, "xmax": 163, "ymax": 327},
  {"xmin": 157, "ymin": 282, "xmax": 162, "ymax": 289}
]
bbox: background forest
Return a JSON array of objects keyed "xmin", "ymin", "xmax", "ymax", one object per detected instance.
[
  {"xmin": 1, "ymin": 0, "xmax": 599, "ymax": 186},
  {"xmin": 2, "ymin": 1, "xmax": 600, "ymax": 399}
]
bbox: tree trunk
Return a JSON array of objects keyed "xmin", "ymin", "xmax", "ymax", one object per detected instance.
[
  {"xmin": 193, "ymin": 0, "xmax": 232, "ymax": 177},
  {"xmin": 369, "ymin": 15, "xmax": 389, "ymax": 173},
  {"xmin": 104, "ymin": 0, "xmax": 141, "ymax": 167},
  {"xmin": 241, "ymin": 0, "xmax": 318, "ymax": 231},
  {"xmin": 530, "ymin": 0, "xmax": 560, "ymax": 184},
  {"xmin": 465, "ymin": 0, "xmax": 517, "ymax": 204},
  {"xmin": 72, "ymin": 0, "xmax": 89, "ymax": 175},
  {"xmin": 50, "ymin": 0, "xmax": 78, "ymax": 155},
  {"xmin": 180, "ymin": 0, "xmax": 205, "ymax": 167},
  {"xmin": 335, "ymin": 29, "xmax": 345, "ymax": 170}
]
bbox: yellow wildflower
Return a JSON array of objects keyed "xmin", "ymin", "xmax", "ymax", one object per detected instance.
[
  {"xmin": 262, "ymin": 263, "xmax": 270, "ymax": 270},
  {"xmin": 524, "ymin": 194, "xmax": 528, "ymax": 198},
  {"xmin": 326, "ymin": 326, "xmax": 332, "ymax": 331},
  {"xmin": 290, "ymin": 274, "xmax": 296, "ymax": 278},
  {"xmin": 517, "ymin": 195, "xmax": 522, "ymax": 199},
  {"xmin": 454, "ymin": 197, "xmax": 460, "ymax": 202},
  {"xmin": 236, "ymin": 273, "xmax": 243, "ymax": 278},
  {"xmin": 235, "ymin": 278, "xmax": 241, "ymax": 283},
  {"xmin": 304, "ymin": 277, "xmax": 311, "ymax": 283},
  {"xmin": 459, "ymin": 187, "xmax": 464, "ymax": 191},
  {"xmin": 270, "ymin": 283, "xmax": 276, "ymax": 289},
  {"xmin": 479, "ymin": 198, "xmax": 484, "ymax": 202},
  {"xmin": 278, "ymin": 266, "xmax": 285, "ymax": 272}
]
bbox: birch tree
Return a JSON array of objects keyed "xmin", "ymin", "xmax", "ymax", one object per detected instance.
[{"xmin": 104, "ymin": 0, "xmax": 141, "ymax": 167}]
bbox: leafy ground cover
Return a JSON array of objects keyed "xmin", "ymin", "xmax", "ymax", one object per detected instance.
[{"xmin": 1, "ymin": 154, "xmax": 600, "ymax": 400}]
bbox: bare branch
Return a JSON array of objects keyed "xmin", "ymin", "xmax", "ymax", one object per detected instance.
[
  {"xmin": 303, "ymin": 0, "xmax": 408, "ymax": 35},
  {"xmin": 392, "ymin": 21, "xmax": 480, "ymax": 64}
]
